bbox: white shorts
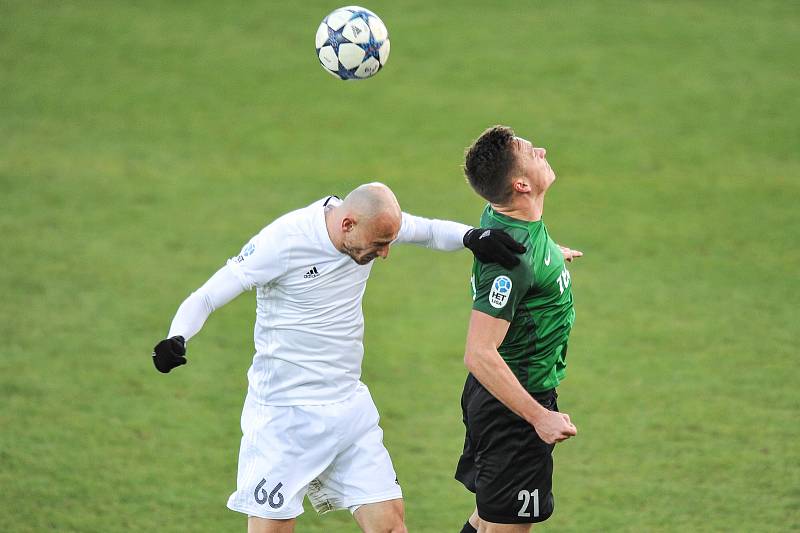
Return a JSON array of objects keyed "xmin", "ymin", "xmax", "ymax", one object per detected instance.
[{"xmin": 226, "ymin": 383, "xmax": 403, "ymax": 519}]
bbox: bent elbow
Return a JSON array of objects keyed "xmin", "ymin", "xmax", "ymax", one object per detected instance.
[{"xmin": 463, "ymin": 350, "xmax": 478, "ymax": 372}]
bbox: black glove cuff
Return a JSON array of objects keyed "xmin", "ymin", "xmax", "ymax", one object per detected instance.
[{"xmin": 463, "ymin": 228, "xmax": 483, "ymax": 247}]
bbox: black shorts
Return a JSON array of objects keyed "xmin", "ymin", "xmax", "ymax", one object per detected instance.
[{"xmin": 454, "ymin": 374, "xmax": 558, "ymax": 524}]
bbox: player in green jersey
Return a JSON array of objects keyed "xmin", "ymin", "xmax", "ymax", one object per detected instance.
[{"xmin": 455, "ymin": 126, "xmax": 582, "ymax": 533}]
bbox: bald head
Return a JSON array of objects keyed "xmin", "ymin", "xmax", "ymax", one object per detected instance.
[
  {"xmin": 328, "ymin": 182, "xmax": 403, "ymax": 265},
  {"xmin": 341, "ymin": 182, "xmax": 402, "ymax": 225}
]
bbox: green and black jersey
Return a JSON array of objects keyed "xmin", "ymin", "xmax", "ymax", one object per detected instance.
[{"xmin": 471, "ymin": 205, "xmax": 575, "ymax": 393}]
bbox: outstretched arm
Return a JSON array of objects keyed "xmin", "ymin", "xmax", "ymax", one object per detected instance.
[
  {"xmin": 167, "ymin": 266, "xmax": 245, "ymax": 341},
  {"xmin": 153, "ymin": 223, "xmax": 288, "ymax": 373},
  {"xmin": 153, "ymin": 266, "xmax": 246, "ymax": 373},
  {"xmin": 394, "ymin": 212, "xmax": 471, "ymax": 251},
  {"xmin": 395, "ymin": 212, "xmax": 526, "ymax": 268}
]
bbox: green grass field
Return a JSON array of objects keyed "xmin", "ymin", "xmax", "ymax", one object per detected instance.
[{"xmin": 2, "ymin": 1, "xmax": 799, "ymax": 531}]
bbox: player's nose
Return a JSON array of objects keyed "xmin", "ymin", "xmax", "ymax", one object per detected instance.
[
  {"xmin": 378, "ymin": 245, "xmax": 390, "ymax": 259},
  {"xmin": 534, "ymin": 147, "xmax": 546, "ymax": 158}
]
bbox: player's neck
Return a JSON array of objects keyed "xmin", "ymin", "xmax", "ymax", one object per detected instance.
[
  {"xmin": 493, "ymin": 192, "xmax": 545, "ymax": 222},
  {"xmin": 324, "ymin": 206, "xmax": 345, "ymax": 251}
]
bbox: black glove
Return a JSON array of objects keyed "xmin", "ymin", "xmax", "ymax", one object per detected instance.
[
  {"xmin": 463, "ymin": 228, "xmax": 526, "ymax": 269},
  {"xmin": 152, "ymin": 336, "xmax": 187, "ymax": 373}
]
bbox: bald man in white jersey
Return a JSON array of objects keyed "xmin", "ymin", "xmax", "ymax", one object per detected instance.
[{"xmin": 152, "ymin": 183, "xmax": 527, "ymax": 533}]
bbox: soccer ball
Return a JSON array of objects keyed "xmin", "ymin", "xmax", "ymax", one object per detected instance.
[{"xmin": 315, "ymin": 6, "xmax": 390, "ymax": 80}]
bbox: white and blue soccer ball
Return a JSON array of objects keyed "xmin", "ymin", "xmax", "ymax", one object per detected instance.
[{"xmin": 315, "ymin": 6, "xmax": 390, "ymax": 80}]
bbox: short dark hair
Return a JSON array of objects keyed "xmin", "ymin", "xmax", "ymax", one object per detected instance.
[{"xmin": 463, "ymin": 125, "xmax": 517, "ymax": 204}]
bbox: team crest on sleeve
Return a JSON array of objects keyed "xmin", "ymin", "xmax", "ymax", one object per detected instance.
[
  {"xmin": 235, "ymin": 242, "xmax": 256, "ymax": 263},
  {"xmin": 489, "ymin": 276, "xmax": 512, "ymax": 309}
]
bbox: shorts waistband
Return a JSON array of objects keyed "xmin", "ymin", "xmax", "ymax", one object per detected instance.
[{"xmin": 466, "ymin": 373, "xmax": 556, "ymax": 402}]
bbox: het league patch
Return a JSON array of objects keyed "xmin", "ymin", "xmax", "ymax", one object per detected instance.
[{"xmin": 489, "ymin": 276, "xmax": 512, "ymax": 309}]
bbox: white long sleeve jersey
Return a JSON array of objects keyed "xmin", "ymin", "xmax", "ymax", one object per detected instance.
[{"xmin": 168, "ymin": 196, "xmax": 470, "ymax": 406}]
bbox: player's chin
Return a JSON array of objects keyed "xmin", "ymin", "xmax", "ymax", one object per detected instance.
[{"xmin": 355, "ymin": 254, "xmax": 378, "ymax": 265}]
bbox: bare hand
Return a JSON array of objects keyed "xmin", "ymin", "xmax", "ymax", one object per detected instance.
[
  {"xmin": 533, "ymin": 410, "xmax": 577, "ymax": 444},
  {"xmin": 559, "ymin": 245, "xmax": 583, "ymax": 262}
]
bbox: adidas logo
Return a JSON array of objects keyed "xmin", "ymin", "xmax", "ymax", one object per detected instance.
[{"xmin": 303, "ymin": 266, "xmax": 320, "ymax": 279}]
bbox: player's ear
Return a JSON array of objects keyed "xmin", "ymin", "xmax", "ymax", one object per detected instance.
[
  {"xmin": 342, "ymin": 216, "xmax": 356, "ymax": 233},
  {"xmin": 512, "ymin": 178, "xmax": 531, "ymax": 194}
]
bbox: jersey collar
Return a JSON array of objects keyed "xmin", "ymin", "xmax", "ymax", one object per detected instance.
[
  {"xmin": 318, "ymin": 196, "xmax": 343, "ymax": 255},
  {"xmin": 485, "ymin": 205, "xmax": 543, "ymax": 230}
]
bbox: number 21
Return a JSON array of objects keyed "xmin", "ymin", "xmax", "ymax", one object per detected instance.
[{"xmin": 518, "ymin": 489, "xmax": 539, "ymax": 518}]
